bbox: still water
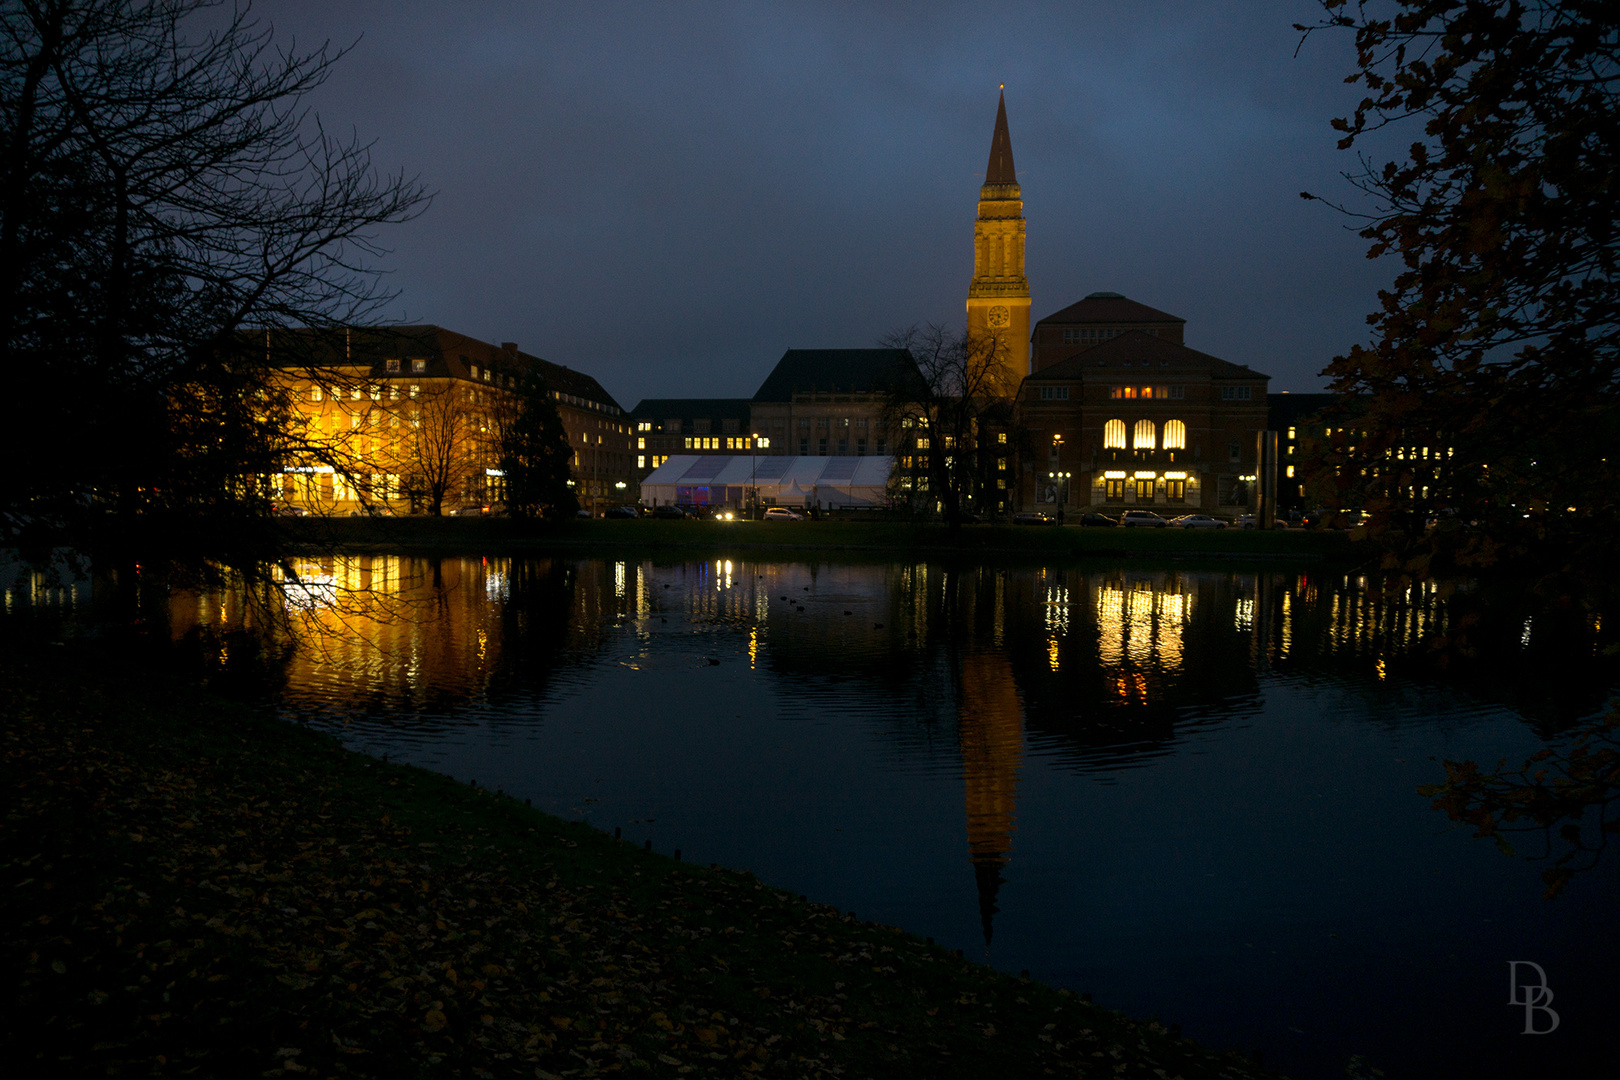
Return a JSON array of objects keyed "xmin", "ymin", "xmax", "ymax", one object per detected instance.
[{"xmin": 17, "ymin": 553, "xmax": 1618, "ymax": 1078}]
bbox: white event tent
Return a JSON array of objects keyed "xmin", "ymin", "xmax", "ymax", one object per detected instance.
[{"xmin": 640, "ymin": 455, "xmax": 895, "ymax": 510}]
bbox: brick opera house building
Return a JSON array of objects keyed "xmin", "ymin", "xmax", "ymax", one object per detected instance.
[{"xmin": 1015, "ymin": 293, "xmax": 1271, "ymax": 514}]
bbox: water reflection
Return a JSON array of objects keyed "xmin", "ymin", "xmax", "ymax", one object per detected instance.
[{"xmin": 6, "ymin": 552, "xmax": 1616, "ymax": 1079}]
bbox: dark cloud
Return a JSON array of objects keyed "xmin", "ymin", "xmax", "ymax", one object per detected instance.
[{"xmin": 261, "ymin": 0, "xmax": 1393, "ymax": 406}]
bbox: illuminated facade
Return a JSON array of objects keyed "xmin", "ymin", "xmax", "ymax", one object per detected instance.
[
  {"xmin": 1017, "ymin": 305, "xmax": 1270, "ymax": 513},
  {"xmin": 271, "ymin": 326, "xmax": 632, "ymax": 513},
  {"xmin": 964, "ymin": 89, "xmax": 1031, "ymax": 394}
]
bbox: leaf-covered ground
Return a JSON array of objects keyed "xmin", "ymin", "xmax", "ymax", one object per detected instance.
[{"xmin": 2, "ymin": 646, "xmax": 1284, "ymax": 1079}]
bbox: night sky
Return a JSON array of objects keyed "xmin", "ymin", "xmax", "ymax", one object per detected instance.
[{"xmin": 267, "ymin": 1, "xmax": 1396, "ymax": 407}]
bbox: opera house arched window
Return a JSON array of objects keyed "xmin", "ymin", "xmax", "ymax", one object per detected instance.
[{"xmin": 1133, "ymin": 419, "xmax": 1156, "ymax": 450}]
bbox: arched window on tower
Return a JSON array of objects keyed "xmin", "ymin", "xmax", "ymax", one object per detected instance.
[
  {"xmin": 1133, "ymin": 419, "xmax": 1156, "ymax": 449},
  {"xmin": 1103, "ymin": 419, "xmax": 1126, "ymax": 449},
  {"xmin": 1164, "ymin": 419, "xmax": 1186, "ymax": 450}
]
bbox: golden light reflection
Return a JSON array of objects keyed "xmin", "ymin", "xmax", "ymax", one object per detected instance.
[
  {"xmin": 749, "ymin": 626, "xmax": 759, "ymax": 670},
  {"xmin": 1047, "ymin": 635, "xmax": 1060, "ymax": 672},
  {"xmin": 1234, "ymin": 597, "xmax": 1254, "ymax": 633},
  {"xmin": 956, "ymin": 650, "xmax": 1024, "ymax": 946},
  {"xmin": 1093, "ymin": 576, "xmax": 1192, "ymax": 702}
]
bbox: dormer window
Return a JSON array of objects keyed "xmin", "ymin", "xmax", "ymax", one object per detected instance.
[
  {"xmin": 385, "ymin": 358, "xmax": 400, "ymax": 373},
  {"xmin": 411, "ymin": 358, "xmax": 426, "ymax": 373}
]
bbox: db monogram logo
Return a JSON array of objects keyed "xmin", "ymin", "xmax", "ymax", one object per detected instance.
[{"xmin": 1507, "ymin": 961, "xmax": 1560, "ymax": 1034}]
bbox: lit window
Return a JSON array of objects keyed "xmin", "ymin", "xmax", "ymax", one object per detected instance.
[
  {"xmin": 1286, "ymin": 465, "xmax": 1295, "ymax": 478},
  {"xmin": 1163, "ymin": 419, "xmax": 1186, "ymax": 449},
  {"xmin": 637, "ymin": 437, "xmax": 645, "ymax": 449},
  {"xmin": 411, "ymin": 358, "xmax": 426, "ymax": 373},
  {"xmin": 1103, "ymin": 419, "xmax": 1126, "ymax": 449},
  {"xmin": 1287, "ymin": 426, "xmax": 1296, "ymax": 440},
  {"xmin": 638, "ymin": 456, "xmax": 645, "ymax": 469},
  {"xmin": 997, "ymin": 433, "xmax": 1007, "ymax": 444},
  {"xmin": 350, "ymin": 387, "xmax": 362, "ymax": 401},
  {"xmin": 385, "ymin": 359, "xmax": 400, "ymax": 373},
  {"xmin": 310, "ymin": 386, "xmax": 322, "ymax": 402},
  {"xmin": 409, "ymin": 384, "xmax": 419, "ymax": 399},
  {"xmin": 1133, "ymin": 419, "xmax": 1156, "ymax": 449}
]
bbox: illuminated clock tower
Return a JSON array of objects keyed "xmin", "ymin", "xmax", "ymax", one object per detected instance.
[{"xmin": 966, "ymin": 87, "xmax": 1030, "ymax": 396}]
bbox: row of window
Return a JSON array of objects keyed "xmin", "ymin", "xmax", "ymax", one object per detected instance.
[
  {"xmin": 1038, "ymin": 384, "xmax": 1250, "ymax": 401},
  {"xmin": 681, "ymin": 436, "xmax": 755, "ymax": 450},
  {"xmin": 1059, "ymin": 327, "xmax": 1160, "ymax": 344},
  {"xmin": 797, "ymin": 439, "xmax": 885, "ymax": 456},
  {"xmin": 1102, "ymin": 418, "xmax": 1187, "ymax": 450},
  {"xmin": 1111, "ymin": 385, "xmax": 1183, "ymax": 400},
  {"xmin": 312, "ymin": 384, "xmax": 424, "ymax": 402}
]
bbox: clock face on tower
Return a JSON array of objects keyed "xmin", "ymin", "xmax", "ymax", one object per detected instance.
[{"xmin": 987, "ymin": 305, "xmax": 1011, "ymax": 328}]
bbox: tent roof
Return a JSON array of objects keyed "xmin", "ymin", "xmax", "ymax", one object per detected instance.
[{"xmin": 642, "ymin": 455, "xmax": 894, "ymax": 488}]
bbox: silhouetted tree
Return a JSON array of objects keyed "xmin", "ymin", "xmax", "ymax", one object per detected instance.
[
  {"xmin": 497, "ymin": 370, "xmax": 577, "ymax": 520},
  {"xmin": 1300, "ymin": 1, "xmax": 1620, "ymax": 896},
  {"xmin": 879, "ymin": 324, "xmax": 1014, "ymax": 526},
  {"xmin": 1299, "ymin": 1, "xmax": 1620, "ymax": 597},
  {"xmin": 0, "ymin": 0, "xmax": 428, "ymax": 566}
]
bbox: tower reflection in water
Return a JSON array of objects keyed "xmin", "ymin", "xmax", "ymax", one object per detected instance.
[{"xmin": 142, "ymin": 556, "xmax": 1607, "ymax": 954}]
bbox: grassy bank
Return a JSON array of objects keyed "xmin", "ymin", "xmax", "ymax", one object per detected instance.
[
  {"xmin": 284, "ymin": 516, "xmax": 1356, "ymax": 564},
  {"xmin": 2, "ymin": 644, "xmax": 1283, "ymax": 1079}
]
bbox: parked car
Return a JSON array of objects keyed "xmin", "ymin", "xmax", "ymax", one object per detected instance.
[
  {"xmin": 1302, "ymin": 508, "xmax": 1369, "ymax": 530},
  {"xmin": 604, "ymin": 505, "xmax": 638, "ymax": 519},
  {"xmin": 763, "ymin": 507, "xmax": 804, "ymax": 521},
  {"xmin": 1119, "ymin": 510, "xmax": 1168, "ymax": 528},
  {"xmin": 1011, "ymin": 511, "xmax": 1056, "ymax": 525},
  {"xmin": 450, "ymin": 503, "xmax": 489, "ymax": 517},
  {"xmin": 274, "ymin": 504, "xmax": 310, "ymax": 517},
  {"xmin": 1234, "ymin": 514, "xmax": 1289, "ymax": 530},
  {"xmin": 1077, "ymin": 512, "xmax": 1117, "ymax": 527},
  {"xmin": 348, "ymin": 503, "xmax": 394, "ymax": 518},
  {"xmin": 1171, "ymin": 514, "xmax": 1227, "ymax": 529},
  {"xmin": 651, "ymin": 505, "xmax": 686, "ymax": 519}
]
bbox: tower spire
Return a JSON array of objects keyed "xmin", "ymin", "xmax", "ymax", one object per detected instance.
[
  {"xmin": 966, "ymin": 87, "xmax": 1031, "ymax": 398},
  {"xmin": 985, "ymin": 87, "xmax": 1016, "ymax": 186}
]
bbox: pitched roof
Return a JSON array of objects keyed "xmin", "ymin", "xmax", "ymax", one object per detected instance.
[
  {"xmin": 985, "ymin": 90, "xmax": 1017, "ymax": 185},
  {"xmin": 1034, "ymin": 293, "xmax": 1185, "ymax": 327},
  {"xmin": 268, "ymin": 325, "xmax": 624, "ymax": 413},
  {"xmin": 750, "ymin": 348, "xmax": 918, "ymax": 402},
  {"xmin": 628, "ymin": 398, "xmax": 752, "ymax": 422},
  {"xmin": 1024, "ymin": 330, "xmax": 1269, "ymax": 382}
]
